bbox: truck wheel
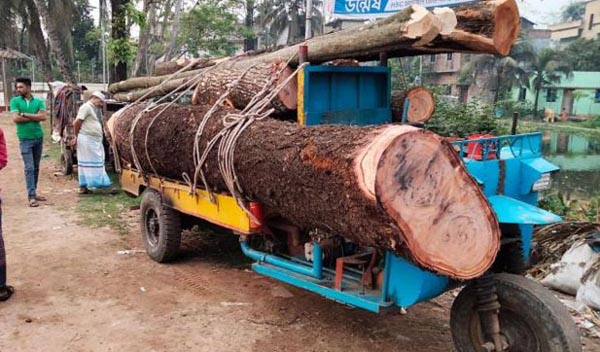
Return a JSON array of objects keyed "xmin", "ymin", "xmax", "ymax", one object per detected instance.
[
  {"xmin": 140, "ymin": 190, "xmax": 182, "ymax": 263},
  {"xmin": 451, "ymin": 273, "xmax": 581, "ymax": 352}
]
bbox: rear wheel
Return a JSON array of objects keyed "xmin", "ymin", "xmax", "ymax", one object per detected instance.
[
  {"xmin": 451, "ymin": 273, "xmax": 581, "ymax": 352},
  {"xmin": 140, "ymin": 190, "xmax": 182, "ymax": 263}
]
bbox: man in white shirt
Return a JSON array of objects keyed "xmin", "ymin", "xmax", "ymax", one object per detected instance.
[{"xmin": 72, "ymin": 91, "xmax": 112, "ymax": 194}]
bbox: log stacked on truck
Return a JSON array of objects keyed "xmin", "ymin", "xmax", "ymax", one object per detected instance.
[
  {"xmin": 391, "ymin": 88, "xmax": 436, "ymax": 123},
  {"xmin": 108, "ymin": 0, "xmax": 520, "ymax": 105},
  {"xmin": 108, "ymin": 103, "xmax": 500, "ymax": 279}
]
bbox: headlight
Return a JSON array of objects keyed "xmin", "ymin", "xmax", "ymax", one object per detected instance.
[{"xmin": 532, "ymin": 173, "xmax": 552, "ymax": 192}]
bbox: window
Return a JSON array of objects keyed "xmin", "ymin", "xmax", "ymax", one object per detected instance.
[
  {"xmin": 430, "ymin": 54, "xmax": 436, "ymax": 63},
  {"xmin": 519, "ymin": 88, "xmax": 527, "ymax": 102},
  {"xmin": 444, "ymin": 85, "xmax": 452, "ymax": 95},
  {"xmin": 590, "ymin": 14, "xmax": 594, "ymax": 30},
  {"xmin": 595, "ymin": 89, "xmax": 600, "ymax": 103},
  {"xmin": 546, "ymin": 89, "xmax": 557, "ymax": 102},
  {"xmin": 447, "ymin": 53, "xmax": 453, "ymax": 60}
]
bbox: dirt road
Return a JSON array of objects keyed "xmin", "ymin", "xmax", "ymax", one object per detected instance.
[{"xmin": 0, "ymin": 116, "xmax": 596, "ymax": 352}]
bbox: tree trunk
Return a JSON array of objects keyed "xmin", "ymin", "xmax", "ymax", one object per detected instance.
[
  {"xmin": 133, "ymin": 0, "xmax": 156, "ymax": 77},
  {"xmin": 110, "ymin": 0, "xmax": 129, "ymax": 83},
  {"xmin": 109, "ymin": 103, "xmax": 500, "ymax": 279},
  {"xmin": 391, "ymin": 87, "xmax": 435, "ymax": 123},
  {"xmin": 163, "ymin": 0, "xmax": 183, "ymax": 62},
  {"xmin": 33, "ymin": 0, "xmax": 76, "ymax": 84},
  {"xmin": 153, "ymin": 57, "xmax": 213, "ymax": 76},
  {"xmin": 244, "ymin": 0, "xmax": 256, "ymax": 52},
  {"xmin": 191, "ymin": 62, "xmax": 297, "ymax": 111},
  {"xmin": 25, "ymin": 0, "xmax": 53, "ymax": 83},
  {"xmin": 533, "ymin": 79, "xmax": 541, "ymax": 118}
]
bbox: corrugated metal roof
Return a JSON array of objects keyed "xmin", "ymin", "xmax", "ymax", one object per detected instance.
[
  {"xmin": 0, "ymin": 49, "xmax": 31, "ymax": 60},
  {"xmin": 543, "ymin": 72, "xmax": 600, "ymax": 89}
]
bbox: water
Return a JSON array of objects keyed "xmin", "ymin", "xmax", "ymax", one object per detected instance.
[{"xmin": 542, "ymin": 131, "xmax": 600, "ymax": 199}]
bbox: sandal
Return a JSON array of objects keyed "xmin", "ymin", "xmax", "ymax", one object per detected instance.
[
  {"xmin": 35, "ymin": 195, "xmax": 47, "ymax": 201},
  {"xmin": 0, "ymin": 286, "xmax": 14, "ymax": 302},
  {"xmin": 29, "ymin": 199, "xmax": 39, "ymax": 207},
  {"xmin": 79, "ymin": 188, "xmax": 91, "ymax": 195}
]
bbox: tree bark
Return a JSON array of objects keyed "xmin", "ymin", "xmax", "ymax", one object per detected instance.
[
  {"xmin": 133, "ymin": 0, "xmax": 156, "ymax": 77},
  {"xmin": 191, "ymin": 62, "xmax": 298, "ymax": 111},
  {"xmin": 109, "ymin": 103, "xmax": 500, "ymax": 279},
  {"xmin": 110, "ymin": 0, "xmax": 129, "ymax": 83},
  {"xmin": 163, "ymin": 0, "xmax": 183, "ymax": 62},
  {"xmin": 391, "ymin": 87, "xmax": 435, "ymax": 123},
  {"xmin": 25, "ymin": 0, "xmax": 53, "ymax": 83},
  {"xmin": 33, "ymin": 0, "xmax": 76, "ymax": 84},
  {"xmin": 153, "ymin": 57, "xmax": 213, "ymax": 76}
]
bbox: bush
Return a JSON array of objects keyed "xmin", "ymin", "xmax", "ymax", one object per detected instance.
[
  {"xmin": 582, "ymin": 116, "xmax": 600, "ymax": 129},
  {"xmin": 425, "ymin": 98, "xmax": 505, "ymax": 137}
]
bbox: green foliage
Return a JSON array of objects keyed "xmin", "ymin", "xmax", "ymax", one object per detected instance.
[
  {"xmin": 125, "ymin": 1, "xmax": 146, "ymax": 27},
  {"xmin": 539, "ymin": 192, "xmax": 600, "ymax": 222},
  {"xmin": 560, "ymin": 38, "xmax": 600, "ymax": 71},
  {"xmin": 496, "ymin": 99, "xmax": 533, "ymax": 118},
  {"xmin": 425, "ymin": 98, "xmax": 504, "ymax": 137},
  {"xmin": 582, "ymin": 116, "xmax": 600, "ymax": 129},
  {"xmin": 72, "ymin": 0, "xmax": 100, "ymax": 63},
  {"xmin": 180, "ymin": 3, "xmax": 240, "ymax": 57},
  {"xmin": 108, "ymin": 38, "xmax": 136, "ymax": 65},
  {"xmin": 389, "ymin": 57, "xmax": 425, "ymax": 90},
  {"xmin": 561, "ymin": 1, "xmax": 586, "ymax": 22}
]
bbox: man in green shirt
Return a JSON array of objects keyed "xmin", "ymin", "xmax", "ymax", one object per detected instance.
[{"xmin": 10, "ymin": 78, "xmax": 48, "ymax": 207}]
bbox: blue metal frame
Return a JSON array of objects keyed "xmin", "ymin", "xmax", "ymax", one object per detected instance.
[{"xmin": 301, "ymin": 66, "xmax": 391, "ymax": 126}]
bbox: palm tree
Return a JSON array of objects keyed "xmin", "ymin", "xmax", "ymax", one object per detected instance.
[
  {"xmin": 459, "ymin": 40, "xmax": 532, "ymax": 106},
  {"xmin": 256, "ymin": 0, "xmax": 324, "ymax": 45},
  {"xmin": 561, "ymin": 1, "xmax": 585, "ymax": 22},
  {"xmin": 527, "ymin": 48, "xmax": 573, "ymax": 116}
]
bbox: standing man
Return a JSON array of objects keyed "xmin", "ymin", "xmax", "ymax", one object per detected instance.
[
  {"xmin": 72, "ymin": 91, "xmax": 112, "ymax": 194},
  {"xmin": 0, "ymin": 126, "xmax": 13, "ymax": 302},
  {"xmin": 10, "ymin": 78, "xmax": 48, "ymax": 207}
]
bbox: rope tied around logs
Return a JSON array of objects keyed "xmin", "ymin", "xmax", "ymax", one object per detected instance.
[
  {"xmin": 187, "ymin": 55, "xmax": 306, "ymax": 223},
  {"xmin": 126, "ymin": 58, "xmax": 231, "ymax": 180}
]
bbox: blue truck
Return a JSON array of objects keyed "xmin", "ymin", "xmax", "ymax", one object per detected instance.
[{"xmin": 121, "ymin": 65, "xmax": 582, "ymax": 351}]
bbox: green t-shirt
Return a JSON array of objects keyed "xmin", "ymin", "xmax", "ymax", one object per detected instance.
[{"xmin": 9, "ymin": 95, "xmax": 46, "ymax": 140}]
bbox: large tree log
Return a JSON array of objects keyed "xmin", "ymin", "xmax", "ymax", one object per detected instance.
[
  {"xmin": 109, "ymin": 103, "xmax": 500, "ymax": 279},
  {"xmin": 152, "ymin": 57, "xmax": 213, "ymax": 76},
  {"xmin": 391, "ymin": 87, "xmax": 436, "ymax": 123},
  {"xmin": 191, "ymin": 61, "xmax": 298, "ymax": 112}
]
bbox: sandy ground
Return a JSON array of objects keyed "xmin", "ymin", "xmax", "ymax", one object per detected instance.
[{"xmin": 0, "ymin": 116, "xmax": 597, "ymax": 352}]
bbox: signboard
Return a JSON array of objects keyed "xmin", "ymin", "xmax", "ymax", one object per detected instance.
[{"xmin": 324, "ymin": 0, "xmax": 476, "ymax": 22}]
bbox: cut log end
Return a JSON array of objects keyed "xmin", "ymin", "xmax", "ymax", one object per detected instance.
[
  {"xmin": 391, "ymin": 87, "xmax": 435, "ymax": 124},
  {"xmin": 274, "ymin": 63, "xmax": 298, "ymax": 110},
  {"xmin": 492, "ymin": 0, "xmax": 520, "ymax": 56},
  {"xmin": 375, "ymin": 130, "xmax": 500, "ymax": 279}
]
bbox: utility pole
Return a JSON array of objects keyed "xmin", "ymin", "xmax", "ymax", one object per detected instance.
[{"xmin": 305, "ymin": 0, "xmax": 313, "ymax": 40}]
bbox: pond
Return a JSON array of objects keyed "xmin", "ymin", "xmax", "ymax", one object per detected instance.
[{"xmin": 542, "ymin": 131, "xmax": 600, "ymax": 199}]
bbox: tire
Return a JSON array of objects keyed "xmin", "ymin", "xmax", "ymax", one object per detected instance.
[
  {"xmin": 140, "ymin": 190, "xmax": 182, "ymax": 263},
  {"xmin": 61, "ymin": 148, "xmax": 73, "ymax": 176},
  {"xmin": 451, "ymin": 273, "xmax": 582, "ymax": 352}
]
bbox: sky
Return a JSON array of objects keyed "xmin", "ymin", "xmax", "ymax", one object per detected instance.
[{"xmin": 518, "ymin": 0, "xmax": 578, "ymax": 27}]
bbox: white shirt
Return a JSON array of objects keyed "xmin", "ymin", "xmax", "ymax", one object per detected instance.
[{"xmin": 76, "ymin": 101, "xmax": 103, "ymax": 138}]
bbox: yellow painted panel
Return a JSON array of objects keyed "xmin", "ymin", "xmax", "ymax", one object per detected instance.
[
  {"xmin": 297, "ymin": 67, "xmax": 305, "ymax": 126},
  {"xmin": 119, "ymin": 169, "xmax": 258, "ymax": 234}
]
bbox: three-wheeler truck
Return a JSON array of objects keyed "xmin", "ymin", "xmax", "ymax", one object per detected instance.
[{"xmin": 119, "ymin": 64, "xmax": 582, "ymax": 351}]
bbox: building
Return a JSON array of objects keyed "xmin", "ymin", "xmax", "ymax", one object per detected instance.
[
  {"xmin": 425, "ymin": 17, "xmax": 549, "ymax": 103},
  {"xmin": 512, "ymin": 72, "xmax": 600, "ymax": 116},
  {"xmin": 549, "ymin": 0, "xmax": 600, "ymax": 45}
]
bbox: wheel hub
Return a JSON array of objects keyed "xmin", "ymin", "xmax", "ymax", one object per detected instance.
[{"xmin": 146, "ymin": 209, "xmax": 160, "ymax": 245}]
